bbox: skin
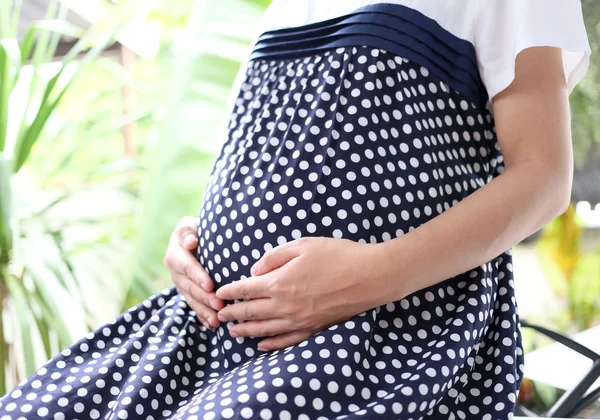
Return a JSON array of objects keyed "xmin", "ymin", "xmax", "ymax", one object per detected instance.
[
  {"xmin": 165, "ymin": 46, "xmax": 573, "ymax": 352},
  {"xmin": 164, "ymin": 216, "xmax": 225, "ymax": 329}
]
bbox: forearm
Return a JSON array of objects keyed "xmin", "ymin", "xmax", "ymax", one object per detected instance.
[{"xmin": 368, "ymin": 161, "xmax": 570, "ymax": 304}]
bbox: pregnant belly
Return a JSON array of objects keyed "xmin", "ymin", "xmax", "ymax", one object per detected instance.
[
  {"xmin": 196, "ymin": 129, "xmax": 476, "ymax": 289},
  {"xmin": 195, "ymin": 51, "xmax": 493, "ymax": 288}
]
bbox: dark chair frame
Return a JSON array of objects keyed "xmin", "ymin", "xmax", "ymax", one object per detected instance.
[{"xmin": 515, "ymin": 321, "xmax": 600, "ymax": 418}]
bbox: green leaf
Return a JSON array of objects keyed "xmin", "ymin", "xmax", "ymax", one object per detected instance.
[
  {"xmin": 44, "ymin": 230, "xmax": 94, "ymax": 326},
  {"xmin": 534, "ymin": 382, "xmax": 558, "ymax": 409},
  {"xmin": 0, "ymin": 38, "xmax": 22, "ymax": 152},
  {"xmin": 14, "ymin": 0, "xmax": 59, "ymax": 160},
  {"xmin": 43, "ymin": 5, "xmax": 69, "ymax": 64},
  {"xmin": 0, "ymin": 157, "xmax": 12, "ymax": 264},
  {"xmin": 10, "ymin": 0, "xmax": 23, "ymax": 38},
  {"xmin": 536, "ymin": 246, "xmax": 569, "ymax": 298},
  {"xmin": 23, "ymin": 259, "xmax": 79, "ymax": 347},
  {"xmin": 28, "ymin": 284, "xmax": 73, "ymax": 350},
  {"xmin": 4, "ymin": 274, "xmax": 36, "ymax": 376},
  {"xmin": 27, "ymin": 190, "xmax": 73, "ymax": 220},
  {"xmin": 568, "ymin": 252, "xmax": 600, "ymax": 329},
  {"xmin": 0, "ymin": 280, "xmax": 8, "ymax": 396},
  {"xmin": 31, "ymin": 316, "xmax": 52, "ymax": 360},
  {"xmin": 0, "ymin": 0, "xmax": 11, "ymax": 39},
  {"xmin": 18, "ymin": 27, "xmax": 36, "ymax": 64},
  {"xmin": 14, "ymin": 68, "xmax": 69, "ymax": 172},
  {"xmin": 13, "ymin": 0, "xmax": 159, "ymax": 172},
  {"xmin": 21, "ymin": 19, "xmax": 85, "ymax": 62}
]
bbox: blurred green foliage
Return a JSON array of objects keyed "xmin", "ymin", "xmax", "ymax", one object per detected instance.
[
  {"xmin": 571, "ymin": 0, "xmax": 600, "ymax": 166},
  {"xmin": 536, "ymin": 205, "xmax": 600, "ymax": 331},
  {"xmin": 0, "ymin": 0, "xmax": 156, "ymax": 394}
]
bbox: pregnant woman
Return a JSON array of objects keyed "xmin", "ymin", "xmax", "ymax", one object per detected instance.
[{"xmin": 0, "ymin": 0, "xmax": 591, "ymax": 419}]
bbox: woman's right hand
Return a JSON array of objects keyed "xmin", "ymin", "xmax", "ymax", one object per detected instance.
[{"xmin": 164, "ymin": 216, "xmax": 224, "ymax": 329}]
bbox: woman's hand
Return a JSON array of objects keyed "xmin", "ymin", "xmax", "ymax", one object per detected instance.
[
  {"xmin": 164, "ymin": 216, "xmax": 224, "ymax": 329},
  {"xmin": 215, "ymin": 237, "xmax": 391, "ymax": 351}
]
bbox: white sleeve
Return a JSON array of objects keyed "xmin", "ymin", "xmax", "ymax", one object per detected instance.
[{"xmin": 474, "ymin": 0, "xmax": 591, "ymax": 101}]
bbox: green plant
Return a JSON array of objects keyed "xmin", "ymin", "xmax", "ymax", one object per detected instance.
[
  {"xmin": 536, "ymin": 205, "xmax": 600, "ymax": 331},
  {"xmin": 570, "ymin": 0, "xmax": 600, "ymax": 166},
  {"xmin": 0, "ymin": 0, "xmax": 155, "ymax": 394}
]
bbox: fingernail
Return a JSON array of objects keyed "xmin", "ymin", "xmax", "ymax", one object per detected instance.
[
  {"xmin": 218, "ymin": 313, "xmax": 226, "ymax": 322},
  {"xmin": 257, "ymin": 344, "xmax": 267, "ymax": 351},
  {"xmin": 184, "ymin": 236, "xmax": 197, "ymax": 249},
  {"xmin": 230, "ymin": 329, "xmax": 238, "ymax": 337}
]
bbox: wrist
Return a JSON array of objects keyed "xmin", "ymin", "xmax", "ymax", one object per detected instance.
[{"xmin": 361, "ymin": 238, "xmax": 414, "ymax": 306}]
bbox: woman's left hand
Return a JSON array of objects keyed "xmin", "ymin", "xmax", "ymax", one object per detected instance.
[{"xmin": 215, "ymin": 237, "xmax": 391, "ymax": 351}]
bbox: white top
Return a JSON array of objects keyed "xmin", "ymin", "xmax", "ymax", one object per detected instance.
[{"xmin": 231, "ymin": 0, "xmax": 591, "ymax": 105}]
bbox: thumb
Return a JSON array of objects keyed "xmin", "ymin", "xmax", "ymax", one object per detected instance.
[
  {"xmin": 174, "ymin": 216, "xmax": 199, "ymax": 250},
  {"xmin": 182, "ymin": 234, "xmax": 198, "ymax": 250},
  {"xmin": 250, "ymin": 245, "xmax": 298, "ymax": 276}
]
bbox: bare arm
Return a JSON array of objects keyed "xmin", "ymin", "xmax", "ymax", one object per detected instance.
[{"xmin": 372, "ymin": 46, "xmax": 573, "ymax": 302}]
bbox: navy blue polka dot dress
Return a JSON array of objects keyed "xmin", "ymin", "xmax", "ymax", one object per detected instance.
[{"xmin": 0, "ymin": 4, "xmax": 526, "ymax": 419}]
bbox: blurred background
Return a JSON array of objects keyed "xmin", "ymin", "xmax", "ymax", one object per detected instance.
[{"xmin": 0, "ymin": 0, "xmax": 598, "ymax": 416}]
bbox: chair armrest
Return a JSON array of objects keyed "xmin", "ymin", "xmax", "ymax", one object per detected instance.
[{"xmin": 521, "ymin": 321, "xmax": 600, "ymax": 361}]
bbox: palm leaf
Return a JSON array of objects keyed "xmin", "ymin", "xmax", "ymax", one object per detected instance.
[
  {"xmin": 14, "ymin": 69, "xmax": 69, "ymax": 171},
  {"xmin": 4, "ymin": 274, "xmax": 35, "ymax": 376},
  {"xmin": 0, "ymin": 0, "xmax": 161, "ymax": 394},
  {"xmin": 0, "ymin": 39, "xmax": 22, "ymax": 152},
  {"xmin": 19, "ymin": 19, "xmax": 87, "ymax": 64},
  {"xmin": 0, "ymin": 281, "xmax": 9, "ymax": 396},
  {"xmin": 18, "ymin": 27, "xmax": 35, "ymax": 64},
  {"xmin": 0, "ymin": 158, "xmax": 12, "ymax": 264},
  {"xmin": 43, "ymin": 5, "xmax": 69, "ymax": 64},
  {"xmin": 0, "ymin": 1, "xmax": 12, "ymax": 39},
  {"xmin": 9, "ymin": 0, "xmax": 24, "ymax": 37},
  {"xmin": 13, "ymin": 0, "xmax": 59, "ymax": 159},
  {"xmin": 22, "ymin": 258, "xmax": 79, "ymax": 347},
  {"xmin": 13, "ymin": 0, "xmax": 159, "ymax": 172}
]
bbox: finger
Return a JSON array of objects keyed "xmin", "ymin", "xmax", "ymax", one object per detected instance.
[
  {"xmin": 177, "ymin": 285, "xmax": 217, "ymax": 327},
  {"xmin": 215, "ymin": 277, "xmax": 272, "ymax": 301},
  {"xmin": 164, "ymin": 243, "xmax": 213, "ymax": 291},
  {"xmin": 228, "ymin": 318, "xmax": 294, "ymax": 338},
  {"xmin": 172, "ymin": 273, "xmax": 222, "ymax": 312},
  {"xmin": 182, "ymin": 233, "xmax": 198, "ymax": 250},
  {"xmin": 217, "ymin": 298, "xmax": 275, "ymax": 323},
  {"xmin": 167, "ymin": 216, "xmax": 198, "ymax": 252},
  {"xmin": 181, "ymin": 255, "xmax": 214, "ymax": 292},
  {"xmin": 174, "ymin": 216, "xmax": 199, "ymax": 246},
  {"xmin": 176, "ymin": 286, "xmax": 215, "ymax": 328},
  {"xmin": 181, "ymin": 289, "xmax": 220, "ymax": 328},
  {"xmin": 164, "ymin": 218, "xmax": 214, "ymax": 291},
  {"xmin": 250, "ymin": 243, "xmax": 300, "ymax": 276},
  {"xmin": 257, "ymin": 330, "xmax": 312, "ymax": 352},
  {"xmin": 177, "ymin": 287, "xmax": 209, "ymax": 328}
]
